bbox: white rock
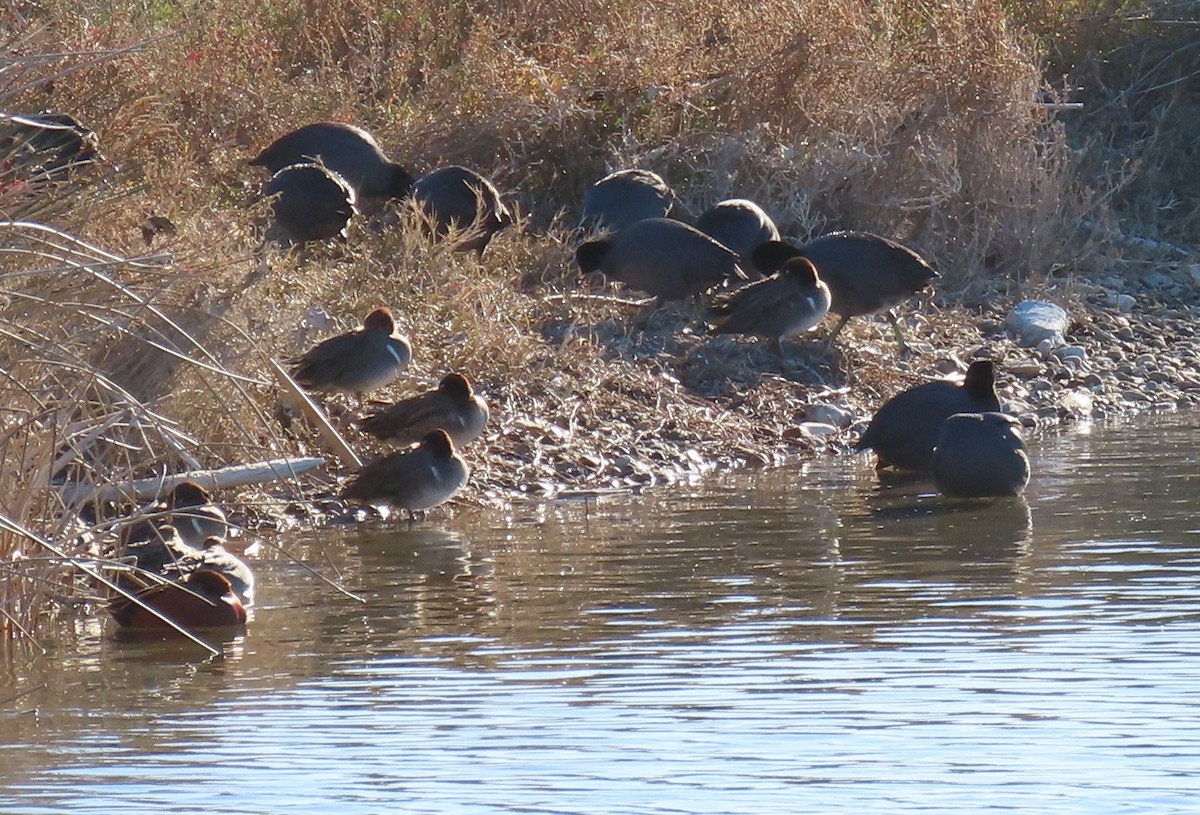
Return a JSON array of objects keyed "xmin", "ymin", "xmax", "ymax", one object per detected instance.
[
  {"xmin": 1116, "ymin": 294, "xmax": 1135, "ymax": 314},
  {"xmin": 1006, "ymin": 300, "xmax": 1069, "ymax": 348},
  {"xmin": 797, "ymin": 421, "xmax": 840, "ymax": 438},
  {"xmin": 1190, "ymin": 264, "xmax": 1200, "ymax": 288},
  {"xmin": 806, "ymin": 404, "xmax": 855, "ymax": 429},
  {"xmin": 1060, "ymin": 390, "xmax": 1094, "ymax": 415}
]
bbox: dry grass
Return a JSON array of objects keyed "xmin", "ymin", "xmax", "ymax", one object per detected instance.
[{"xmin": 0, "ymin": 1, "xmax": 1178, "ymax": 646}]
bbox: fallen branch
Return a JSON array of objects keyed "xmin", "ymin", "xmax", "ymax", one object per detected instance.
[{"xmin": 59, "ymin": 456, "xmax": 326, "ymax": 505}]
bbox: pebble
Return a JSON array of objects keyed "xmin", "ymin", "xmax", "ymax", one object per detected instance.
[
  {"xmin": 1116, "ymin": 294, "xmax": 1136, "ymax": 313},
  {"xmin": 797, "ymin": 422, "xmax": 840, "ymax": 439},
  {"xmin": 806, "ymin": 404, "xmax": 855, "ymax": 429}
]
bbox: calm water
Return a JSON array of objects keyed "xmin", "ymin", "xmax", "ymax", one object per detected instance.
[{"xmin": 2, "ymin": 412, "xmax": 1200, "ymax": 814}]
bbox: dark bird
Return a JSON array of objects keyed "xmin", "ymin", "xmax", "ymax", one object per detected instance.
[
  {"xmin": 575, "ymin": 217, "xmax": 747, "ymax": 306},
  {"xmin": 121, "ymin": 524, "xmax": 203, "ymax": 576},
  {"xmin": 932, "ymin": 412, "xmax": 1031, "ymax": 498},
  {"xmin": 409, "ymin": 165, "xmax": 512, "ymax": 256},
  {"xmin": 0, "ymin": 112, "xmax": 100, "ymax": 183},
  {"xmin": 360, "ymin": 373, "xmax": 489, "ymax": 448},
  {"xmin": 163, "ymin": 482, "xmax": 228, "ymax": 548},
  {"xmin": 695, "ymin": 199, "xmax": 780, "ymax": 273},
  {"xmin": 109, "ymin": 569, "xmax": 247, "ymax": 631},
  {"xmin": 287, "ymin": 307, "xmax": 412, "ymax": 398},
  {"xmin": 710, "ymin": 257, "xmax": 831, "ymax": 352},
  {"xmin": 163, "ymin": 536, "xmax": 256, "ymax": 606},
  {"xmin": 753, "ymin": 231, "xmax": 938, "ymax": 356},
  {"xmin": 856, "ymin": 360, "xmax": 1001, "ymax": 473},
  {"xmin": 118, "ymin": 481, "xmax": 227, "ymax": 554},
  {"xmin": 580, "ymin": 169, "xmax": 675, "ymax": 233},
  {"xmin": 342, "ymin": 429, "xmax": 469, "ymax": 514},
  {"xmin": 249, "ymin": 122, "xmax": 414, "ymax": 200},
  {"xmin": 264, "ymin": 162, "xmax": 358, "ymax": 244}
]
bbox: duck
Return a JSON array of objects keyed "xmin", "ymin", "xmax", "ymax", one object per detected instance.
[
  {"xmin": 408, "ymin": 165, "xmax": 512, "ymax": 256},
  {"xmin": 709, "ymin": 257, "xmax": 831, "ymax": 352},
  {"xmin": 360, "ymin": 373, "xmax": 489, "ymax": 448},
  {"xmin": 109, "ymin": 569, "xmax": 247, "ymax": 631},
  {"xmin": 118, "ymin": 481, "xmax": 228, "ymax": 553},
  {"xmin": 579, "ymin": 169, "xmax": 675, "ymax": 233},
  {"xmin": 1, "ymin": 111, "xmax": 100, "ymax": 183},
  {"xmin": 163, "ymin": 482, "xmax": 228, "ymax": 547},
  {"xmin": 932, "ymin": 412, "xmax": 1031, "ymax": 498},
  {"xmin": 855, "ymin": 360, "xmax": 1002, "ymax": 473},
  {"xmin": 287, "ymin": 307, "xmax": 412, "ymax": 398},
  {"xmin": 162, "ymin": 536, "xmax": 256, "ymax": 606},
  {"xmin": 342, "ymin": 429, "xmax": 469, "ymax": 514},
  {"xmin": 694, "ymin": 199, "xmax": 780, "ymax": 274},
  {"xmin": 575, "ymin": 217, "xmax": 747, "ymax": 306},
  {"xmin": 752, "ymin": 231, "xmax": 938, "ymax": 356},
  {"xmin": 249, "ymin": 122, "xmax": 415, "ymax": 200},
  {"xmin": 120, "ymin": 524, "xmax": 203, "ymax": 576},
  {"xmin": 264, "ymin": 162, "xmax": 358, "ymax": 244}
]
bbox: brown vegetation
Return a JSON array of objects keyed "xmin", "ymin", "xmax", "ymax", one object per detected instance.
[{"xmin": 0, "ymin": 1, "xmax": 1191, "ymax": 644}]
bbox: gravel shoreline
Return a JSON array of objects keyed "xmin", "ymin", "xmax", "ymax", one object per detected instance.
[{"xmin": 242, "ymin": 266, "xmax": 1200, "ymax": 532}]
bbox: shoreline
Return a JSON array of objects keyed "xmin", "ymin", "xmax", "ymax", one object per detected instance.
[{"xmin": 243, "ymin": 267, "xmax": 1200, "ymax": 531}]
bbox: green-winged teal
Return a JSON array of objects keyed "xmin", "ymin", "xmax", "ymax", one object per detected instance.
[
  {"xmin": 288, "ymin": 307, "xmax": 412, "ymax": 398},
  {"xmin": 360, "ymin": 373, "xmax": 489, "ymax": 448},
  {"xmin": 342, "ymin": 429, "xmax": 469, "ymax": 513},
  {"xmin": 710, "ymin": 257, "xmax": 831, "ymax": 352},
  {"xmin": 753, "ymin": 231, "xmax": 938, "ymax": 356}
]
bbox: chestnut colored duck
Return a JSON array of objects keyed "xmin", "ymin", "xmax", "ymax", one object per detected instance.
[
  {"xmin": 856, "ymin": 360, "xmax": 1002, "ymax": 473},
  {"xmin": 342, "ymin": 429, "xmax": 469, "ymax": 514},
  {"xmin": 710, "ymin": 257, "xmax": 831, "ymax": 352},
  {"xmin": 287, "ymin": 307, "xmax": 412, "ymax": 398},
  {"xmin": 360, "ymin": 373, "xmax": 489, "ymax": 448},
  {"xmin": 109, "ymin": 569, "xmax": 247, "ymax": 631},
  {"xmin": 250, "ymin": 122, "xmax": 414, "ymax": 200}
]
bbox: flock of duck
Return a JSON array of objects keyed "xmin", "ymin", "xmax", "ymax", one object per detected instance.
[{"xmin": 4, "ymin": 114, "xmax": 1031, "ymax": 636}]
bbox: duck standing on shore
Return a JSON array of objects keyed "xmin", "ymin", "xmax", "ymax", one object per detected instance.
[
  {"xmin": 342, "ymin": 429, "xmax": 469, "ymax": 516},
  {"xmin": 287, "ymin": 307, "xmax": 413, "ymax": 400},
  {"xmin": 753, "ymin": 232, "xmax": 938, "ymax": 356},
  {"xmin": 360, "ymin": 373, "xmax": 489, "ymax": 448},
  {"xmin": 709, "ymin": 257, "xmax": 831, "ymax": 352}
]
